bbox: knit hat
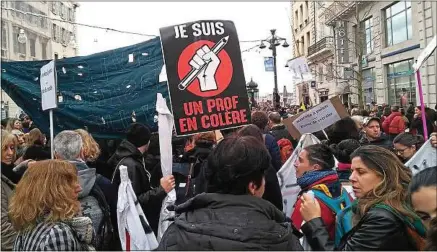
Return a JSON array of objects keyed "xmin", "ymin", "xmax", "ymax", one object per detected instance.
[{"xmin": 126, "ymin": 123, "xmax": 151, "ymax": 148}]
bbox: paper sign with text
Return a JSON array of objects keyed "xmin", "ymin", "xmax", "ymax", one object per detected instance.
[
  {"xmin": 283, "ymin": 96, "xmax": 349, "ymax": 139},
  {"xmin": 159, "ymin": 20, "xmax": 250, "ymax": 136},
  {"xmin": 40, "ymin": 60, "xmax": 57, "ymax": 111}
]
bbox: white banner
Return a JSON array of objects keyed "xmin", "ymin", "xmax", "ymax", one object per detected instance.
[
  {"xmin": 405, "ymin": 139, "xmax": 437, "ymax": 176},
  {"xmin": 39, "ymin": 60, "xmax": 58, "ymax": 110},
  {"xmin": 40, "ymin": 60, "xmax": 57, "ymax": 111},
  {"xmin": 277, "ymin": 133, "xmax": 321, "ymax": 217},
  {"xmin": 287, "ymin": 56, "xmax": 313, "ymax": 82},
  {"xmin": 156, "ymin": 93, "xmax": 176, "ymax": 242},
  {"xmin": 292, "ymin": 99, "xmax": 341, "ymax": 135}
]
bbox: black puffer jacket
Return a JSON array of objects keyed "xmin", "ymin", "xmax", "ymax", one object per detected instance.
[
  {"xmin": 301, "ymin": 207, "xmax": 421, "ymax": 250},
  {"xmin": 359, "ymin": 133, "xmax": 392, "ymax": 149},
  {"xmin": 158, "ymin": 193, "xmax": 303, "ymax": 251},
  {"xmin": 108, "ymin": 140, "xmax": 166, "ymax": 235}
]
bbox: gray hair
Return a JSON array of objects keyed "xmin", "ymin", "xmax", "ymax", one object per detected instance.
[{"xmin": 53, "ymin": 130, "xmax": 83, "ymax": 160}]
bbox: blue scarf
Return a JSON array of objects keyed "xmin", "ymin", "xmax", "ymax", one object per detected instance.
[{"xmin": 297, "ymin": 170, "xmax": 338, "ymax": 190}]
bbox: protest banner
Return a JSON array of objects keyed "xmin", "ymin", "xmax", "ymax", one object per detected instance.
[
  {"xmin": 160, "ymin": 20, "xmax": 250, "ymax": 136},
  {"xmin": 405, "ymin": 139, "xmax": 437, "ymax": 176},
  {"xmin": 40, "ymin": 60, "xmax": 57, "ymax": 159},
  {"xmin": 283, "ymin": 96, "xmax": 349, "ymax": 139},
  {"xmin": 277, "ymin": 133, "xmax": 321, "ymax": 217}
]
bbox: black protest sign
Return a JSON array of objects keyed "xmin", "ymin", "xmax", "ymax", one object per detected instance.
[{"xmin": 160, "ymin": 20, "xmax": 250, "ymax": 136}]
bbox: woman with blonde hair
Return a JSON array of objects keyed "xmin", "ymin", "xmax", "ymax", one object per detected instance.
[
  {"xmin": 1, "ymin": 130, "xmax": 20, "ymax": 183},
  {"xmin": 75, "ymin": 129, "xmax": 101, "ymax": 162},
  {"xmin": 1, "ymin": 130, "xmax": 18, "ymax": 250},
  {"xmin": 22, "ymin": 128, "xmax": 50, "ymax": 161},
  {"xmin": 10, "ymin": 160, "xmax": 95, "ymax": 251},
  {"xmin": 5, "ymin": 118, "xmax": 22, "ymax": 132},
  {"xmin": 299, "ymin": 145, "xmax": 427, "ymax": 250}
]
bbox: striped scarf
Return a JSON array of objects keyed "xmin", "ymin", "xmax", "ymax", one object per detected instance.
[{"xmin": 297, "ymin": 170, "xmax": 338, "ymax": 190}]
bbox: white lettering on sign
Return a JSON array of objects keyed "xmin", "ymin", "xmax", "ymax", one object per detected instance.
[
  {"xmin": 40, "ymin": 60, "xmax": 57, "ymax": 111},
  {"xmin": 174, "ymin": 22, "xmax": 225, "ymax": 38},
  {"xmin": 292, "ymin": 100, "xmax": 341, "ymax": 134}
]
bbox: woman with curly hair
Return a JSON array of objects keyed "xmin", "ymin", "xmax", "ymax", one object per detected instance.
[
  {"xmin": 299, "ymin": 145, "xmax": 427, "ymax": 250},
  {"xmin": 9, "ymin": 160, "xmax": 95, "ymax": 251}
]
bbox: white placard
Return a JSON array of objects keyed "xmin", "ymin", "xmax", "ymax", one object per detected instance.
[
  {"xmin": 405, "ymin": 139, "xmax": 437, "ymax": 176},
  {"xmin": 292, "ymin": 99, "xmax": 341, "ymax": 135},
  {"xmin": 413, "ymin": 35, "xmax": 437, "ymax": 71},
  {"xmin": 40, "ymin": 60, "xmax": 57, "ymax": 111},
  {"xmin": 287, "ymin": 56, "xmax": 313, "ymax": 82}
]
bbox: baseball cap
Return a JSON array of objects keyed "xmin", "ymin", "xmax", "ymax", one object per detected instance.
[{"xmin": 363, "ymin": 117, "xmax": 381, "ymax": 126}]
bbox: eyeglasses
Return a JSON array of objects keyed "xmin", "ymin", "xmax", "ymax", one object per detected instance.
[{"xmin": 393, "ymin": 147, "xmax": 409, "ymax": 155}]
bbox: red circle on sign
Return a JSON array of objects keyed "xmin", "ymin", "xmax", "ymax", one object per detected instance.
[{"xmin": 177, "ymin": 40, "xmax": 233, "ymax": 98}]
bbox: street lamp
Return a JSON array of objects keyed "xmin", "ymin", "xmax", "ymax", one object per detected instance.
[{"xmin": 259, "ymin": 29, "xmax": 289, "ymax": 109}]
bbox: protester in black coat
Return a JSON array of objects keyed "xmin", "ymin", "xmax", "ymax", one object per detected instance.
[
  {"xmin": 109, "ymin": 123, "xmax": 175, "ymax": 235},
  {"xmin": 158, "ymin": 136, "xmax": 302, "ymax": 251}
]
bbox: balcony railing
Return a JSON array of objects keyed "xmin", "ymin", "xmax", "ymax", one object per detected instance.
[
  {"xmin": 308, "ymin": 37, "xmax": 334, "ymax": 57},
  {"xmin": 323, "ymin": 1, "xmax": 356, "ymax": 26}
]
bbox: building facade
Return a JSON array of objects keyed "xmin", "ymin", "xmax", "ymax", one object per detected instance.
[
  {"xmin": 299, "ymin": 1, "xmax": 437, "ymax": 108},
  {"xmin": 1, "ymin": 1, "xmax": 79, "ymax": 118}
]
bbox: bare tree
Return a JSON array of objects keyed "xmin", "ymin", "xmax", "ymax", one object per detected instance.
[{"xmin": 312, "ymin": 1, "xmax": 380, "ymax": 109}]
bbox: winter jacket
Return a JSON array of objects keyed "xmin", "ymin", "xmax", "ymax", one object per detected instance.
[
  {"xmin": 70, "ymin": 160, "xmax": 117, "ymax": 249},
  {"xmin": 158, "ymin": 193, "xmax": 303, "ymax": 251},
  {"xmin": 22, "ymin": 144, "xmax": 51, "ymax": 161},
  {"xmin": 1, "ymin": 162, "xmax": 21, "ymax": 184},
  {"xmin": 411, "ymin": 117, "xmax": 434, "ymax": 138},
  {"xmin": 359, "ymin": 133, "xmax": 392, "ymax": 149},
  {"xmin": 382, "ymin": 112, "xmax": 406, "ymax": 135},
  {"xmin": 301, "ymin": 207, "xmax": 422, "ymax": 250},
  {"xmin": 1, "ymin": 175, "xmax": 16, "ymax": 251},
  {"xmin": 270, "ymin": 124, "xmax": 299, "ymax": 149},
  {"xmin": 270, "ymin": 124, "xmax": 293, "ymax": 142},
  {"xmin": 13, "ymin": 217, "xmax": 95, "ymax": 251},
  {"xmin": 264, "ymin": 133, "xmax": 282, "ymax": 172},
  {"xmin": 108, "ymin": 140, "xmax": 167, "ymax": 235}
]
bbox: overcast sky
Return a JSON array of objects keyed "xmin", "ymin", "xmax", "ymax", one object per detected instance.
[{"xmin": 76, "ymin": 2, "xmax": 294, "ymax": 95}]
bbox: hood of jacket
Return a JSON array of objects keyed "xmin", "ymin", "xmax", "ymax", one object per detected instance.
[
  {"xmin": 360, "ymin": 132, "xmax": 389, "ymax": 145},
  {"xmin": 181, "ymin": 144, "xmax": 213, "ymax": 162},
  {"xmin": 108, "ymin": 140, "xmax": 144, "ymax": 168},
  {"xmin": 69, "ymin": 160, "xmax": 96, "ymax": 198},
  {"xmin": 271, "ymin": 124, "xmax": 287, "ymax": 131},
  {"xmin": 171, "ymin": 193, "xmax": 295, "ymax": 249}
]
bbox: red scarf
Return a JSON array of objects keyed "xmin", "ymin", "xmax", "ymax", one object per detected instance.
[{"xmin": 337, "ymin": 162, "xmax": 351, "ymax": 171}]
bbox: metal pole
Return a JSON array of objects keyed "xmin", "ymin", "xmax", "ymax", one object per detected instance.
[
  {"xmin": 273, "ymin": 42, "xmax": 278, "ymax": 108},
  {"xmin": 49, "ymin": 109, "xmax": 54, "ymax": 159}
]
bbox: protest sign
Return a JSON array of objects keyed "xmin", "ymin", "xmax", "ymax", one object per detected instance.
[
  {"xmin": 277, "ymin": 133, "xmax": 321, "ymax": 217},
  {"xmin": 405, "ymin": 139, "xmax": 437, "ymax": 176},
  {"xmin": 160, "ymin": 20, "xmax": 250, "ymax": 136},
  {"xmin": 40, "ymin": 60, "xmax": 57, "ymax": 111},
  {"xmin": 283, "ymin": 96, "xmax": 349, "ymax": 139}
]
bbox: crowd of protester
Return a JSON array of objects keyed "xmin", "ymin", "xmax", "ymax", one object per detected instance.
[{"xmin": 1, "ymin": 100, "xmax": 437, "ymax": 251}]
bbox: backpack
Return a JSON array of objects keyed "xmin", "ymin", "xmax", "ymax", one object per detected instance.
[
  {"xmin": 172, "ymin": 159, "xmax": 202, "ymax": 205},
  {"xmin": 312, "ymin": 188, "xmax": 353, "ymax": 247},
  {"xmin": 80, "ymin": 175, "xmax": 114, "ymax": 250},
  {"xmin": 277, "ymin": 138, "xmax": 293, "ymax": 164}
]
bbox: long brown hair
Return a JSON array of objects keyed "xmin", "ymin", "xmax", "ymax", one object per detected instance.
[
  {"xmin": 350, "ymin": 145, "xmax": 415, "ymax": 219},
  {"xmin": 25, "ymin": 128, "xmax": 44, "ymax": 147},
  {"xmin": 9, "ymin": 160, "xmax": 81, "ymax": 231}
]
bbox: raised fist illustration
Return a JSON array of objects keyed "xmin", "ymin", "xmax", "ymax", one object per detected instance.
[{"xmin": 189, "ymin": 45, "xmax": 220, "ymax": 92}]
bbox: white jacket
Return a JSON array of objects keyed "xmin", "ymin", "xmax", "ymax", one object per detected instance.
[{"xmin": 117, "ymin": 165, "xmax": 158, "ymax": 251}]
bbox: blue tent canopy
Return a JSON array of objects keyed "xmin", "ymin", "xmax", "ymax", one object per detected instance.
[{"xmin": 1, "ymin": 37, "xmax": 169, "ymax": 139}]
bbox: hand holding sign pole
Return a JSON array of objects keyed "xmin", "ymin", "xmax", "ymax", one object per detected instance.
[{"xmin": 178, "ymin": 36, "xmax": 229, "ymax": 91}]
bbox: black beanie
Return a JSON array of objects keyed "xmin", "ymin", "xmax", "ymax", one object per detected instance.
[{"xmin": 126, "ymin": 123, "xmax": 151, "ymax": 148}]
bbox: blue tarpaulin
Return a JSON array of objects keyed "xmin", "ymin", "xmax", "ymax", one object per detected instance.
[{"xmin": 1, "ymin": 37, "xmax": 169, "ymax": 139}]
